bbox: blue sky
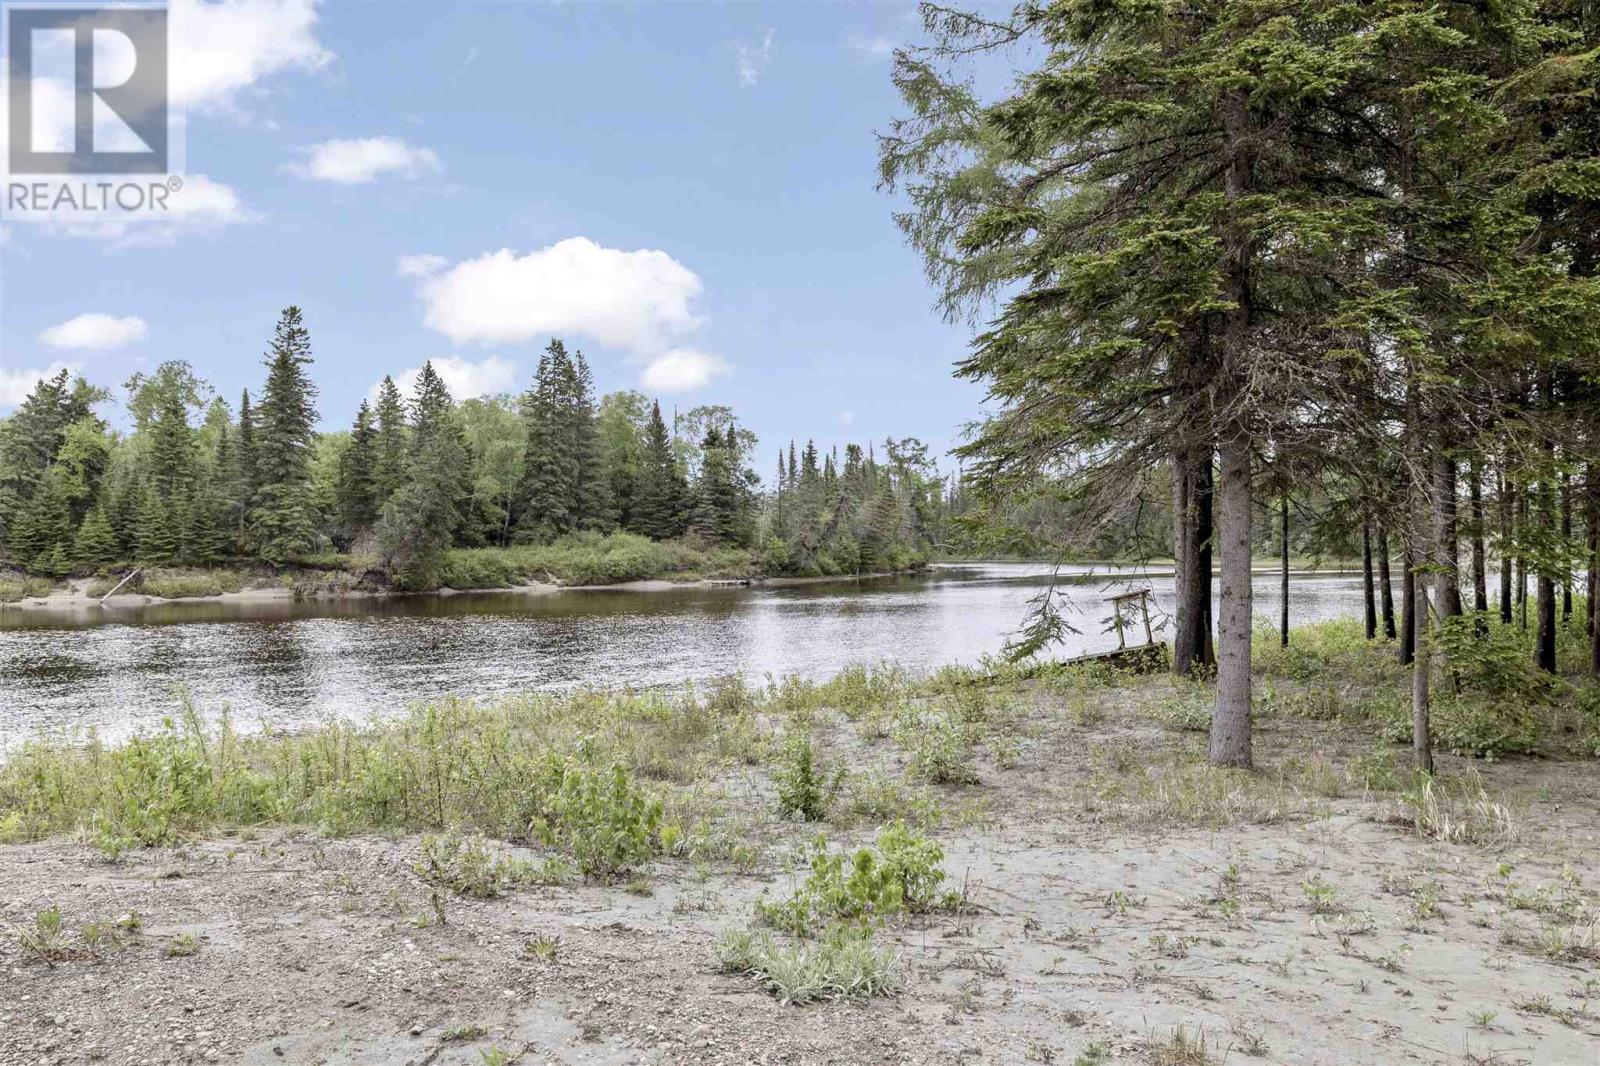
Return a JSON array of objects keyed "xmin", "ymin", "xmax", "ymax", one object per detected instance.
[{"xmin": 0, "ymin": 0, "xmax": 1002, "ymax": 472}]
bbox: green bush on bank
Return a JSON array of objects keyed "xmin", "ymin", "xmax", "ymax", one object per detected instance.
[
  {"xmin": 1253, "ymin": 613, "xmax": 1600, "ymax": 759},
  {"xmin": 439, "ymin": 532, "xmax": 758, "ymax": 589},
  {"xmin": 0, "ymin": 575, "xmax": 55, "ymax": 603}
]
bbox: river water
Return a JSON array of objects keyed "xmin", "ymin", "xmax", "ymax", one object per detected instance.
[{"xmin": 0, "ymin": 562, "xmax": 1367, "ymax": 746}]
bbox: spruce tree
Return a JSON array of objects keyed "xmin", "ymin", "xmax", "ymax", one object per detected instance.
[
  {"xmin": 336, "ymin": 400, "xmax": 379, "ymax": 541},
  {"xmin": 72, "ymin": 504, "xmax": 120, "ymax": 569},
  {"xmin": 634, "ymin": 400, "xmax": 686, "ymax": 540},
  {"xmin": 378, "ymin": 362, "xmax": 467, "ymax": 588},
  {"xmin": 571, "ymin": 352, "xmax": 615, "ymax": 531},
  {"xmin": 232, "ymin": 390, "xmax": 258, "ymax": 554},
  {"xmin": 515, "ymin": 340, "xmax": 581, "ymax": 541},
  {"xmin": 251, "ymin": 307, "xmax": 320, "ymax": 562},
  {"xmin": 371, "ymin": 375, "xmax": 409, "ymax": 508}
]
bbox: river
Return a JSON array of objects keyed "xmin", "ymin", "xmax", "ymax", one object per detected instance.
[{"xmin": 0, "ymin": 562, "xmax": 1368, "ymax": 746}]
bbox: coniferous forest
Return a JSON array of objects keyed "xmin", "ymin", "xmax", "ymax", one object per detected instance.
[
  {"xmin": 882, "ymin": 0, "xmax": 1600, "ymax": 772},
  {"xmin": 0, "ymin": 308, "xmax": 954, "ymax": 590}
]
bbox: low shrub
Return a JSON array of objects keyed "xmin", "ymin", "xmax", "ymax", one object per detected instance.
[
  {"xmin": 895, "ymin": 713, "xmax": 979, "ymax": 785},
  {"xmin": 772, "ymin": 732, "xmax": 842, "ymax": 822},
  {"xmin": 755, "ymin": 823, "xmax": 955, "ymax": 936},
  {"xmin": 531, "ymin": 762, "xmax": 664, "ymax": 881},
  {"xmin": 714, "ymin": 924, "xmax": 901, "ymax": 1004},
  {"xmin": 1151, "ymin": 689, "xmax": 1212, "ymax": 732},
  {"xmin": 0, "ymin": 576, "xmax": 54, "ymax": 603}
]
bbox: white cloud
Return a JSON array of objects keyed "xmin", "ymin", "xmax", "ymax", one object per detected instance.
[
  {"xmin": 0, "ymin": 1, "xmax": 329, "ymax": 162},
  {"xmin": 839, "ymin": 411, "xmax": 856, "ymax": 427},
  {"xmin": 39, "ymin": 314, "xmax": 149, "ymax": 351},
  {"xmin": 845, "ymin": 34, "xmax": 896, "ymax": 61},
  {"xmin": 411, "ymin": 238, "xmax": 731, "ymax": 394},
  {"xmin": 641, "ymin": 349, "xmax": 728, "ymax": 393},
  {"xmin": 0, "ymin": 361, "xmax": 78, "ymax": 407},
  {"xmin": 417, "ymin": 237, "xmax": 705, "ymax": 353},
  {"xmin": 380, "ymin": 355, "xmax": 520, "ymax": 405},
  {"xmin": 396, "ymin": 253, "xmax": 449, "ymax": 279},
  {"xmin": 286, "ymin": 136, "xmax": 442, "ymax": 185},
  {"xmin": 734, "ymin": 29, "xmax": 775, "ymax": 87},
  {"xmin": 54, "ymin": 174, "xmax": 258, "ymax": 248},
  {"xmin": 169, "ymin": 0, "xmax": 332, "ymax": 111}
]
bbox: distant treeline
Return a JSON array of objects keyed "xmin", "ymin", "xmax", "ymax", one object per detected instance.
[{"xmin": 0, "ymin": 308, "xmax": 958, "ymax": 588}]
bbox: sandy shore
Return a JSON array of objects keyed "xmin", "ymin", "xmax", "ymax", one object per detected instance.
[
  {"xmin": 0, "ymin": 569, "xmax": 928, "ymax": 615},
  {"xmin": 2, "ymin": 677, "xmax": 1595, "ymax": 1065}
]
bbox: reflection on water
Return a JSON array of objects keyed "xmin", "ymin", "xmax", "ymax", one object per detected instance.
[{"xmin": 0, "ymin": 562, "xmax": 1366, "ymax": 745}]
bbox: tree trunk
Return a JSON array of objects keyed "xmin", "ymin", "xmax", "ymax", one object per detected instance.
[
  {"xmin": 1499, "ymin": 470, "xmax": 1513, "ymax": 624},
  {"xmin": 1362, "ymin": 520, "xmax": 1377, "ymax": 639},
  {"xmin": 1589, "ymin": 462, "xmax": 1598, "ymax": 674},
  {"xmin": 1171, "ymin": 447, "xmax": 1209, "ymax": 676},
  {"xmin": 1197, "ymin": 458, "xmax": 1215, "ymax": 666},
  {"xmin": 1469, "ymin": 461, "xmax": 1487, "ymax": 615},
  {"xmin": 1208, "ymin": 89, "xmax": 1253, "ymax": 770},
  {"xmin": 1435, "ymin": 448, "xmax": 1462, "ymax": 619},
  {"xmin": 1210, "ymin": 433, "xmax": 1253, "ymax": 768},
  {"xmin": 1518, "ymin": 488, "xmax": 1529, "ymax": 631},
  {"xmin": 1280, "ymin": 493, "xmax": 1289, "ymax": 648},
  {"xmin": 1399, "ymin": 543, "xmax": 1416, "ymax": 666},
  {"xmin": 1410, "ymin": 434, "xmax": 1439, "ymax": 775},
  {"xmin": 1378, "ymin": 526, "xmax": 1397, "ymax": 639},
  {"xmin": 1561, "ymin": 472, "xmax": 1573, "ymax": 623},
  {"xmin": 1535, "ymin": 369, "xmax": 1557, "ymax": 673},
  {"xmin": 1411, "ymin": 560, "xmax": 1433, "ymax": 774}
]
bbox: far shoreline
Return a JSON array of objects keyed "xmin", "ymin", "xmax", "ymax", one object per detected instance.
[
  {"xmin": 0, "ymin": 565, "xmax": 937, "ymax": 616},
  {"xmin": 0, "ymin": 558, "xmax": 1371, "ymax": 618}
]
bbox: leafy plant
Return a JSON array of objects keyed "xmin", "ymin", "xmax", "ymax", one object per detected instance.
[
  {"xmin": 532, "ymin": 762, "xmax": 662, "ymax": 881},
  {"xmin": 756, "ymin": 823, "xmax": 954, "ymax": 936},
  {"xmin": 773, "ymin": 731, "xmax": 841, "ymax": 822}
]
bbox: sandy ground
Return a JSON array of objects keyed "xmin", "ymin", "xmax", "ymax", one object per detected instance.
[
  {"xmin": 0, "ymin": 570, "xmax": 928, "ymax": 615},
  {"xmin": 2, "ymin": 690, "xmax": 1598, "ymax": 1066}
]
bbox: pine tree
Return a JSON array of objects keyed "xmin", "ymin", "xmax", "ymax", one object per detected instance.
[
  {"xmin": 371, "ymin": 375, "xmax": 408, "ymax": 508},
  {"xmin": 634, "ymin": 400, "xmax": 686, "ymax": 539},
  {"xmin": 515, "ymin": 340, "xmax": 581, "ymax": 541},
  {"xmin": 72, "ymin": 504, "xmax": 121, "ymax": 569},
  {"xmin": 336, "ymin": 400, "xmax": 379, "ymax": 541},
  {"xmin": 0, "ymin": 369, "xmax": 93, "ymax": 558},
  {"xmin": 232, "ymin": 390, "xmax": 258, "ymax": 554},
  {"xmin": 571, "ymin": 352, "xmax": 615, "ymax": 531},
  {"xmin": 136, "ymin": 487, "xmax": 179, "ymax": 563},
  {"xmin": 378, "ymin": 362, "xmax": 467, "ymax": 589},
  {"xmin": 251, "ymin": 307, "xmax": 320, "ymax": 562}
]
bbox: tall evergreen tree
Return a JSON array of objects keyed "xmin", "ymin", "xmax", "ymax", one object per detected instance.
[
  {"xmin": 378, "ymin": 362, "xmax": 467, "ymax": 588},
  {"xmin": 251, "ymin": 307, "xmax": 320, "ymax": 562},
  {"xmin": 634, "ymin": 400, "xmax": 687, "ymax": 540},
  {"xmin": 336, "ymin": 400, "xmax": 379, "ymax": 541},
  {"xmin": 516, "ymin": 340, "xmax": 582, "ymax": 541},
  {"xmin": 371, "ymin": 375, "xmax": 409, "ymax": 508}
]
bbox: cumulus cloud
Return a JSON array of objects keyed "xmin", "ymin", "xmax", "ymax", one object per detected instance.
[
  {"xmin": 640, "ymin": 349, "xmax": 729, "ymax": 393},
  {"xmin": 411, "ymin": 237, "xmax": 730, "ymax": 394},
  {"xmin": 0, "ymin": 361, "xmax": 78, "ymax": 407},
  {"xmin": 286, "ymin": 136, "xmax": 442, "ymax": 185},
  {"xmin": 380, "ymin": 355, "xmax": 520, "ymax": 404},
  {"xmin": 417, "ymin": 238, "xmax": 705, "ymax": 352},
  {"xmin": 0, "ymin": 1, "xmax": 329, "ymax": 162},
  {"xmin": 39, "ymin": 314, "xmax": 149, "ymax": 351},
  {"xmin": 396, "ymin": 253, "xmax": 449, "ymax": 279},
  {"xmin": 169, "ymin": 0, "xmax": 332, "ymax": 112},
  {"xmin": 734, "ymin": 29, "xmax": 775, "ymax": 87}
]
